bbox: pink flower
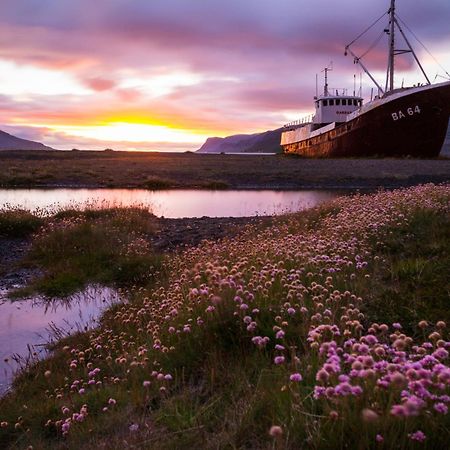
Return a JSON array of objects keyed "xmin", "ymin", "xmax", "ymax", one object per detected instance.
[
  {"xmin": 274, "ymin": 356, "xmax": 285, "ymax": 365},
  {"xmin": 434, "ymin": 402, "xmax": 448, "ymax": 414},
  {"xmin": 289, "ymin": 373, "xmax": 302, "ymax": 382},
  {"xmin": 408, "ymin": 430, "xmax": 426, "ymax": 442},
  {"xmin": 275, "ymin": 330, "xmax": 285, "ymax": 339},
  {"xmin": 269, "ymin": 425, "xmax": 283, "ymax": 437}
]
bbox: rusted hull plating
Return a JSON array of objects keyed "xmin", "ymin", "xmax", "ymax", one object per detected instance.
[{"xmin": 282, "ymin": 83, "xmax": 450, "ymax": 158}]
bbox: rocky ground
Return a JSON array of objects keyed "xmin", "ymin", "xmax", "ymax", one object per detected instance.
[{"xmin": 0, "ymin": 238, "xmax": 36, "ymax": 294}]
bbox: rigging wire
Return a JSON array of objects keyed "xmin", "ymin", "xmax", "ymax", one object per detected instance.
[
  {"xmin": 345, "ymin": 11, "xmax": 388, "ymax": 49},
  {"xmin": 360, "ymin": 30, "xmax": 386, "ymax": 59},
  {"xmin": 396, "ymin": 14, "xmax": 450, "ymax": 79}
]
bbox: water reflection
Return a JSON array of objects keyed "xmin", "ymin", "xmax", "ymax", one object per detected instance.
[
  {"xmin": 0, "ymin": 286, "xmax": 121, "ymax": 395},
  {"xmin": 0, "ymin": 188, "xmax": 340, "ymax": 218}
]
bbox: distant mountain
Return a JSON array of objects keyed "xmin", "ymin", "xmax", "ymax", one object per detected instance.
[
  {"xmin": 0, "ymin": 129, "xmax": 53, "ymax": 151},
  {"xmin": 197, "ymin": 128, "xmax": 283, "ymax": 154}
]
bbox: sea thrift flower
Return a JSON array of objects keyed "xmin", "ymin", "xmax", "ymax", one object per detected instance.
[
  {"xmin": 362, "ymin": 408, "xmax": 379, "ymax": 423},
  {"xmin": 408, "ymin": 431, "xmax": 426, "ymax": 442},
  {"xmin": 276, "ymin": 330, "xmax": 285, "ymax": 339},
  {"xmin": 434, "ymin": 403, "xmax": 448, "ymax": 414},
  {"xmin": 289, "ymin": 373, "xmax": 302, "ymax": 382},
  {"xmin": 329, "ymin": 410, "xmax": 339, "ymax": 420},
  {"xmin": 269, "ymin": 425, "xmax": 283, "ymax": 437},
  {"xmin": 274, "ymin": 356, "xmax": 285, "ymax": 365}
]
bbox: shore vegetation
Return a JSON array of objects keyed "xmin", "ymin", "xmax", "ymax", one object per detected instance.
[{"xmin": 0, "ymin": 184, "xmax": 449, "ymax": 449}]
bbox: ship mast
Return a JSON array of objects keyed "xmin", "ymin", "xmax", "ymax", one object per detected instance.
[
  {"xmin": 387, "ymin": 0, "xmax": 396, "ymax": 92},
  {"xmin": 345, "ymin": 0, "xmax": 431, "ymax": 96}
]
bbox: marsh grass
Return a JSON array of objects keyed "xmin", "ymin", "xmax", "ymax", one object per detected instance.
[
  {"xmin": 11, "ymin": 206, "xmax": 164, "ymax": 297},
  {"xmin": 0, "ymin": 208, "xmax": 44, "ymax": 237},
  {"xmin": 143, "ymin": 176, "xmax": 175, "ymax": 190},
  {"xmin": 0, "ymin": 185, "xmax": 449, "ymax": 449}
]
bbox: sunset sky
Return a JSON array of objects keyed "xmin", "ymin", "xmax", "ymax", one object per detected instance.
[{"xmin": 1, "ymin": 0, "xmax": 449, "ymax": 151}]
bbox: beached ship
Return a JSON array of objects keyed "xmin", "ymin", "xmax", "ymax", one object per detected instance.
[{"xmin": 281, "ymin": 0, "xmax": 450, "ymax": 158}]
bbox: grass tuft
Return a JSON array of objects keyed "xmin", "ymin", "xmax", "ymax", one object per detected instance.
[{"xmin": 0, "ymin": 208, "xmax": 43, "ymax": 237}]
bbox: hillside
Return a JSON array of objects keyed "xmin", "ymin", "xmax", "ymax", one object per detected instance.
[
  {"xmin": 197, "ymin": 128, "xmax": 283, "ymax": 154},
  {"xmin": 0, "ymin": 130, "xmax": 53, "ymax": 151}
]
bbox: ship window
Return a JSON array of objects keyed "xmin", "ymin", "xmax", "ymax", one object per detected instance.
[
  {"xmin": 342, "ymin": 99, "xmax": 347, "ymax": 106},
  {"xmin": 323, "ymin": 100, "xmax": 328, "ymax": 106},
  {"xmin": 336, "ymin": 99, "xmax": 340, "ymax": 105},
  {"xmin": 329, "ymin": 99, "xmax": 334, "ymax": 106}
]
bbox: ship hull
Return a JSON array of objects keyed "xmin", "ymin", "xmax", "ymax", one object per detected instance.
[{"xmin": 282, "ymin": 82, "xmax": 450, "ymax": 158}]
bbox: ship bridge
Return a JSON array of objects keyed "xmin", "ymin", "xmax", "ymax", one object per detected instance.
[{"xmin": 313, "ymin": 91, "xmax": 362, "ymax": 128}]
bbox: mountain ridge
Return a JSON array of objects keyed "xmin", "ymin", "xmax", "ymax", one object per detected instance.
[
  {"xmin": 0, "ymin": 129, "xmax": 53, "ymax": 151},
  {"xmin": 197, "ymin": 128, "xmax": 283, "ymax": 154}
]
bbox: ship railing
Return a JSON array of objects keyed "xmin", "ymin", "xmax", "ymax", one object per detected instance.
[
  {"xmin": 326, "ymin": 88, "xmax": 348, "ymax": 96},
  {"xmin": 283, "ymin": 114, "xmax": 314, "ymax": 129}
]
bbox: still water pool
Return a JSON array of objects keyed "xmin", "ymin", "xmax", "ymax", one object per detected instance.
[
  {"xmin": 0, "ymin": 188, "xmax": 342, "ymax": 217},
  {"xmin": 0, "ymin": 286, "xmax": 121, "ymax": 395}
]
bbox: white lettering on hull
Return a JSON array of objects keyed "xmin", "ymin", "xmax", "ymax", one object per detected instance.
[{"xmin": 392, "ymin": 105, "xmax": 421, "ymax": 121}]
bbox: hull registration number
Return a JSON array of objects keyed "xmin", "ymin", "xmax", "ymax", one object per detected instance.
[{"xmin": 391, "ymin": 105, "xmax": 421, "ymax": 121}]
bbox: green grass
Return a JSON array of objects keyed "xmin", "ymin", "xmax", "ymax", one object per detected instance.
[{"xmin": 363, "ymin": 210, "xmax": 450, "ymax": 334}]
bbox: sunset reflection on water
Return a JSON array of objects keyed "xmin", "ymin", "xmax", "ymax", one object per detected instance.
[{"xmin": 0, "ymin": 188, "xmax": 341, "ymax": 218}]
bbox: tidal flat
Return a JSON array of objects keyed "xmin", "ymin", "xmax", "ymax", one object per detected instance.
[
  {"xmin": 0, "ymin": 184, "xmax": 449, "ymax": 449},
  {"xmin": 0, "ymin": 150, "xmax": 449, "ymax": 189}
]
